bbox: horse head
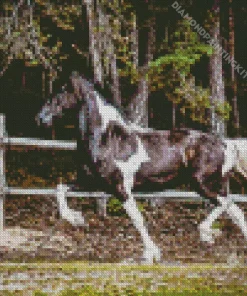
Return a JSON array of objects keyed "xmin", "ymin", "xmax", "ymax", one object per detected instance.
[{"xmin": 36, "ymin": 91, "xmax": 77, "ymax": 127}]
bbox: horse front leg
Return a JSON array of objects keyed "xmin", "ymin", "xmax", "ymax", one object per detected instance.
[
  {"xmin": 123, "ymin": 195, "xmax": 161, "ymax": 263},
  {"xmin": 113, "ymin": 166, "xmax": 161, "ymax": 263},
  {"xmin": 114, "ymin": 137, "xmax": 161, "ymax": 263},
  {"xmin": 56, "ymin": 183, "xmax": 86, "ymax": 226}
]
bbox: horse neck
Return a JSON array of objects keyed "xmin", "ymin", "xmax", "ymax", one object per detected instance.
[
  {"xmin": 74, "ymin": 75, "xmax": 128, "ymax": 131},
  {"xmin": 81, "ymin": 89, "xmax": 132, "ymax": 162}
]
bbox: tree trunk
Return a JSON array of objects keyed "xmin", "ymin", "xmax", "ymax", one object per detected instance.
[
  {"xmin": 228, "ymin": 0, "xmax": 239, "ymax": 135},
  {"xmin": 129, "ymin": 16, "xmax": 155, "ymax": 128},
  {"xmin": 130, "ymin": 13, "xmax": 139, "ymax": 70},
  {"xmin": 210, "ymin": 0, "xmax": 226, "ymax": 137},
  {"xmin": 84, "ymin": 0, "xmax": 104, "ymax": 86},
  {"xmin": 84, "ymin": 0, "xmax": 121, "ymax": 106},
  {"xmin": 97, "ymin": 2, "xmax": 121, "ymax": 107},
  {"xmin": 101, "ymin": 10, "xmax": 121, "ymax": 107}
]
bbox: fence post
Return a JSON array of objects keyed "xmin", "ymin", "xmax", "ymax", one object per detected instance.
[
  {"xmin": 0, "ymin": 114, "xmax": 7, "ymax": 232},
  {"xmin": 96, "ymin": 197, "xmax": 108, "ymax": 217},
  {"xmin": 149, "ymin": 197, "xmax": 162, "ymax": 208}
]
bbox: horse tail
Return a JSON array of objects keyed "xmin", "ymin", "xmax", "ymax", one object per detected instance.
[
  {"xmin": 233, "ymin": 140, "xmax": 247, "ymax": 179},
  {"xmin": 221, "ymin": 139, "xmax": 238, "ymax": 177}
]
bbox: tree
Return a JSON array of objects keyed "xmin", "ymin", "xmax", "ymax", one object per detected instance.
[
  {"xmin": 0, "ymin": 0, "xmax": 82, "ymax": 92},
  {"xmin": 0, "ymin": 0, "xmax": 234, "ymax": 133},
  {"xmin": 126, "ymin": 4, "xmax": 156, "ymax": 127},
  {"xmin": 83, "ymin": 0, "xmax": 121, "ymax": 107},
  {"xmin": 204, "ymin": 0, "xmax": 227, "ymax": 136},
  {"xmin": 147, "ymin": 18, "xmax": 215, "ymax": 126},
  {"xmin": 228, "ymin": 0, "xmax": 240, "ymax": 135}
]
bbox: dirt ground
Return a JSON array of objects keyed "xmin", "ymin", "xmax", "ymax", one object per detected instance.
[{"xmin": 1, "ymin": 196, "xmax": 247, "ymax": 264}]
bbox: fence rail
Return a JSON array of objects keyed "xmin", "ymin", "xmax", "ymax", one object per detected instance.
[
  {"xmin": 3, "ymin": 187, "xmax": 247, "ymax": 202},
  {"xmin": 3, "ymin": 137, "xmax": 77, "ymax": 150},
  {"xmin": 0, "ymin": 113, "xmax": 247, "ymax": 232}
]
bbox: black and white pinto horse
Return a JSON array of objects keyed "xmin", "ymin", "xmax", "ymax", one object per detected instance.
[{"xmin": 36, "ymin": 73, "xmax": 247, "ymax": 263}]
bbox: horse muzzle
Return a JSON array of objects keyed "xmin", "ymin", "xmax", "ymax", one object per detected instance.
[{"xmin": 35, "ymin": 112, "xmax": 53, "ymax": 127}]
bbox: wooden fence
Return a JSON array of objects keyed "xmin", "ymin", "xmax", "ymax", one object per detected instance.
[{"xmin": 1, "ymin": 113, "xmax": 247, "ymax": 232}]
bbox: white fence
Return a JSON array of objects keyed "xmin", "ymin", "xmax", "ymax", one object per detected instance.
[{"xmin": 0, "ymin": 113, "xmax": 247, "ymax": 231}]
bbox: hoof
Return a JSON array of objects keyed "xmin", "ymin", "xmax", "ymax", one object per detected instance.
[
  {"xmin": 199, "ymin": 225, "xmax": 222, "ymax": 244},
  {"xmin": 61, "ymin": 210, "xmax": 87, "ymax": 227},
  {"xmin": 142, "ymin": 244, "xmax": 161, "ymax": 264},
  {"xmin": 200, "ymin": 231, "xmax": 215, "ymax": 244},
  {"xmin": 211, "ymin": 228, "xmax": 222, "ymax": 237}
]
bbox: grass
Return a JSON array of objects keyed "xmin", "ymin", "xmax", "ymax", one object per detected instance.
[{"xmin": 0, "ymin": 262, "xmax": 247, "ymax": 295}]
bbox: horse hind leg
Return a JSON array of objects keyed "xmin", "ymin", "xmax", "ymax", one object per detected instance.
[
  {"xmin": 217, "ymin": 196, "xmax": 247, "ymax": 241},
  {"xmin": 197, "ymin": 173, "xmax": 247, "ymax": 243},
  {"xmin": 191, "ymin": 174, "xmax": 224, "ymax": 243},
  {"xmin": 199, "ymin": 195, "xmax": 247, "ymax": 244},
  {"xmin": 199, "ymin": 205, "xmax": 224, "ymax": 244}
]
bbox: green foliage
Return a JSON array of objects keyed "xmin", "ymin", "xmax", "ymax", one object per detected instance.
[
  {"xmin": 146, "ymin": 19, "xmax": 231, "ymax": 125},
  {"xmin": 149, "ymin": 19, "xmax": 212, "ymax": 82},
  {"xmin": 0, "ymin": 1, "xmax": 81, "ymax": 81},
  {"xmin": 107, "ymin": 198, "xmax": 145, "ymax": 216},
  {"xmin": 114, "ymin": 14, "xmax": 217, "ymax": 125},
  {"xmin": 212, "ymin": 221, "xmax": 223, "ymax": 230},
  {"xmin": 0, "ymin": 1, "xmax": 232, "ymax": 127},
  {"xmin": 107, "ymin": 197, "xmax": 124, "ymax": 216},
  {"xmin": 35, "ymin": 0, "xmax": 82, "ymax": 31},
  {"xmin": 174, "ymin": 76, "xmax": 231, "ymax": 124},
  {"xmin": 100, "ymin": 0, "xmax": 139, "ymax": 81}
]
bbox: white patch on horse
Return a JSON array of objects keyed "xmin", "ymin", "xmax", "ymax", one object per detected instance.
[
  {"xmin": 94, "ymin": 92, "xmax": 155, "ymax": 134},
  {"xmin": 128, "ymin": 122, "xmax": 154, "ymax": 133},
  {"xmin": 94, "ymin": 92, "xmax": 127, "ymax": 131},
  {"xmin": 114, "ymin": 137, "xmax": 150, "ymax": 191}
]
